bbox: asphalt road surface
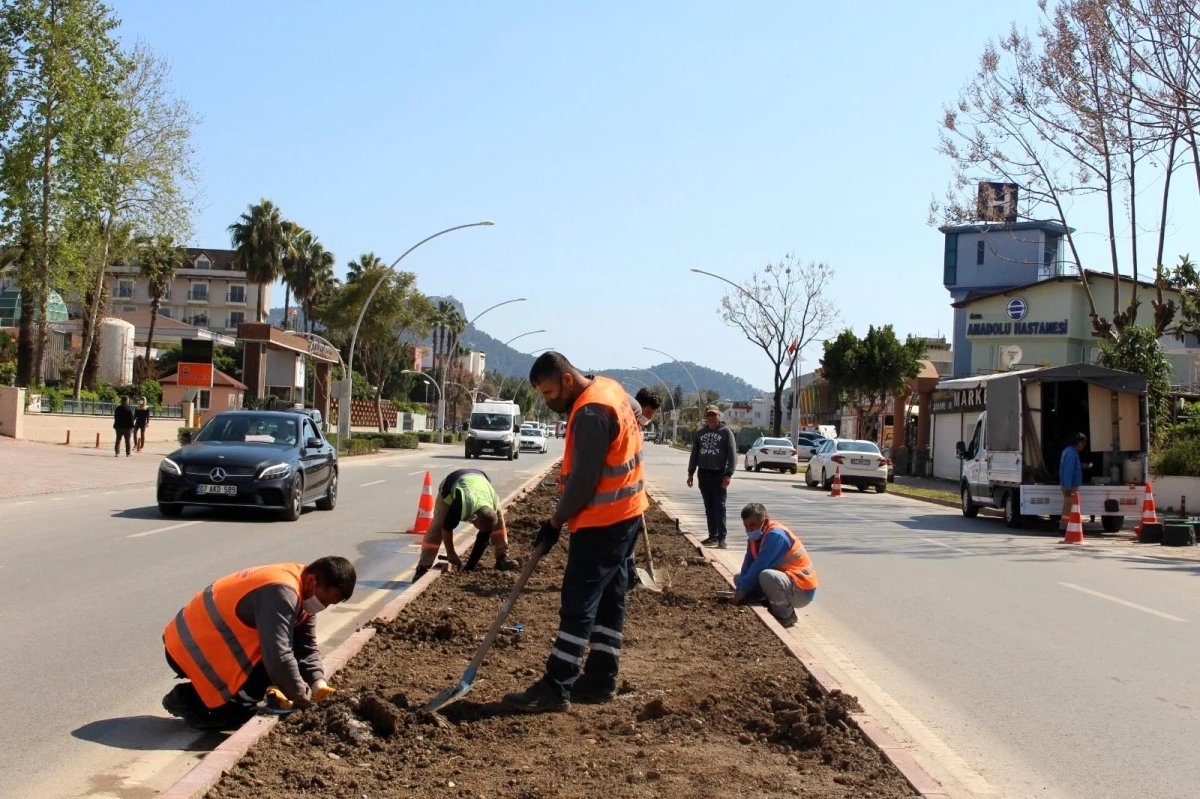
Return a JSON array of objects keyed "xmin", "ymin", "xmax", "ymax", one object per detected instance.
[
  {"xmin": 643, "ymin": 443, "xmax": 1200, "ymax": 799},
  {"xmin": 0, "ymin": 441, "xmax": 561, "ymax": 799}
]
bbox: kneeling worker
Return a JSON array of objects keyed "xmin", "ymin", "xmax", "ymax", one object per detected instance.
[
  {"xmin": 162, "ymin": 556, "xmax": 357, "ymax": 730},
  {"xmin": 414, "ymin": 468, "xmax": 519, "ymax": 580},
  {"xmin": 732, "ymin": 503, "xmax": 818, "ymax": 628}
]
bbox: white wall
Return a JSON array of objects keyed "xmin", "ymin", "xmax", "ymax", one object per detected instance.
[{"xmin": 932, "ymin": 411, "xmax": 980, "ymax": 481}]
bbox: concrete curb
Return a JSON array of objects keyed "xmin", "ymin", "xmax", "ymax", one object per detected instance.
[
  {"xmin": 649, "ymin": 490, "xmax": 948, "ymax": 799},
  {"xmin": 887, "ymin": 487, "xmax": 961, "ymax": 510},
  {"xmin": 158, "ymin": 458, "xmax": 563, "ymax": 799}
]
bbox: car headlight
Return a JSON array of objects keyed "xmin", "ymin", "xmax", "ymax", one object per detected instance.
[
  {"xmin": 501, "ymin": 433, "xmax": 513, "ymax": 441},
  {"xmin": 259, "ymin": 463, "xmax": 292, "ymax": 480},
  {"xmin": 467, "ymin": 430, "xmax": 477, "ymax": 438},
  {"xmin": 160, "ymin": 457, "xmax": 182, "ymax": 476}
]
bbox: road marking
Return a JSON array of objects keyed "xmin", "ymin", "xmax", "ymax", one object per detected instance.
[
  {"xmin": 49, "ymin": 497, "xmax": 65, "ymax": 502},
  {"xmin": 360, "ymin": 480, "xmax": 386, "ymax": 487},
  {"xmin": 408, "ymin": 470, "xmax": 426, "ymax": 476},
  {"xmin": 127, "ymin": 521, "xmax": 201, "ymax": 539},
  {"xmin": 921, "ymin": 537, "xmax": 971, "ymax": 555},
  {"xmin": 1059, "ymin": 582, "xmax": 1187, "ymax": 622}
]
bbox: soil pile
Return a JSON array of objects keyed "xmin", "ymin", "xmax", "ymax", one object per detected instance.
[{"xmin": 209, "ymin": 473, "xmax": 916, "ymax": 798}]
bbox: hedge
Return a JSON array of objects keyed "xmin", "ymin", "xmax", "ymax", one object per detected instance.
[
  {"xmin": 351, "ymin": 431, "xmax": 418, "ymax": 450},
  {"xmin": 346, "ymin": 438, "xmax": 382, "ymax": 456}
]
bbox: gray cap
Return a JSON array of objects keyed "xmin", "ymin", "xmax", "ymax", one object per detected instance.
[{"xmin": 704, "ymin": 404, "xmax": 720, "ymax": 415}]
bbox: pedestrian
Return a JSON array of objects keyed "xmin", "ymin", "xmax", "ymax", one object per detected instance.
[
  {"xmin": 729, "ymin": 502, "xmax": 818, "ymax": 628},
  {"xmin": 634, "ymin": 387, "xmax": 661, "ymax": 425},
  {"xmin": 113, "ymin": 396, "xmax": 134, "ymax": 457},
  {"xmin": 413, "ymin": 467, "xmax": 519, "ymax": 580},
  {"xmin": 687, "ymin": 404, "xmax": 737, "ymax": 548},
  {"xmin": 161, "ymin": 556, "xmax": 356, "ymax": 730},
  {"xmin": 133, "ymin": 396, "xmax": 150, "ymax": 451},
  {"xmin": 1059, "ymin": 432, "xmax": 1090, "ymax": 530},
  {"xmin": 503, "ymin": 352, "xmax": 648, "ymax": 713}
]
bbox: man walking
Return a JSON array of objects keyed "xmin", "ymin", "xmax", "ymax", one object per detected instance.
[
  {"xmin": 503, "ymin": 352, "xmax": 648, "ymax": 713},
  {"xmin": 413, "ymin": 467, "xmax": 519, "ymax": 580},
  {"xmin": 1059, "ymin": 432, "xmax": 1090, "ymax": 530},
  {"xmin": 161, "ymin": 555, "xmax": 356, "ymax": 730},
  {"xmin": 113, "ymin": 396, "xmax": 135, "ymax": 457},
  {"xmin": 731, "ymin": 503, "xmax": 818, "ymax": 628},
  {"xmin": 687, "ymin": 405, "xmax": 736, "ymax": 548},
  {"xmin": 133, "ymin": 396, "xmax": 150, "ymax": 451}
]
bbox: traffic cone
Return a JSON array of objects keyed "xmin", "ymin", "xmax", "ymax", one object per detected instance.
[
  {"xmin": 1061, "ymin": 492, "xmax": 1085, "ymax": 544},
  {"xmin": 830, "ymin": 466, "xmax": 843, "ymax": 498},
  {"xmin": 1134, "ymin": 482, "xmax": 1158, "ymax": 540},
  {"xmin": 406, "ymin": 471, "xmax": 435, "ymax": 535}
]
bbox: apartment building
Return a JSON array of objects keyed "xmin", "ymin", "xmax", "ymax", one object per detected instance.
[{"xmin": 107, "ymin": 248, "xmax": 269, "ymax": 335}]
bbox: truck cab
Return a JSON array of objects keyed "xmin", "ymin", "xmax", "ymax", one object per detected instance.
[{"xmin": 466, "ymin": 400, "xmax": 523, "ymax": 460}]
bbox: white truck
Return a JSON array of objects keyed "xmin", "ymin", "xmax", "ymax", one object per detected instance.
[
  {"xmin": 465, "ymin": 400, "xmax": 523, "ymax": 460},
  {"xmin": 945, "ymin": 364, "xmax": 1149, "ymax": 530}
]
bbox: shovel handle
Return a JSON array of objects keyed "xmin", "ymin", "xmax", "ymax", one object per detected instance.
[
  {"xmin": 639, "ymin": 514, "xmax": 656, "ymax": 580},
  {"xmin": 462, "ymin": 538, "xmax": 549, "ymax": 680}
]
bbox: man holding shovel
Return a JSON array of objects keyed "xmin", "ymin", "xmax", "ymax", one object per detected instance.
[{"xmin": 503, "ymin": 352, "xmax": 649, "ymax": 713}]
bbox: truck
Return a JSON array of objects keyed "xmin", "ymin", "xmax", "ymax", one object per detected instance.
[
  {"xmin": 943, "ymin": 364, "xmax": 1149, "ymax": 530},
  {"xmin": 465, "ymin": 400, "xmax": 523, "ymax": 460}
]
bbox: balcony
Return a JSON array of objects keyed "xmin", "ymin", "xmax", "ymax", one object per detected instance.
[
  {"xmin": 226, "ymin": 289, "xmax": 247, "ymax": 304},
  {"xmin": 187, "ymin": 289, "xmax": 209, "ymax": 303},
  {"xmin": 184, "ymin": 315, "xmax": 210, "ymax": 328}
]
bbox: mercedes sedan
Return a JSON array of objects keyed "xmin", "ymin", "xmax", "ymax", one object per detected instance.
[{"xmin": 156, "ymin": 410, "xmax": 337, "ymax": 521}]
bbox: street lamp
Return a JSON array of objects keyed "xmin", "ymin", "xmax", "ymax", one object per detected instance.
[
  {"xmin": 440, "ymin": 297, "xmax": 527, "ymax": 443},
  {"xmin": 644, "ymin": 346, "xmax": 701, "ymax": 421},
  {"xmin": 500, "ymin": 346, "xmax": 556, "ymax": 400},
  {"xmin": 495, "ymin": 329, "xmax": 546, "ymax": 400},
  {"xmin": 401, "ymin": 369, "xmax": 441, "ymax": 438},
  {"xmin": 342, "ymin": 221, "xmax": 494, "ymax": 445}
]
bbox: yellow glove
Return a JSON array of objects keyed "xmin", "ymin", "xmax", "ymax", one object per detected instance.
[
  {"xmin": 264, "ymin": 686, "xmax": 293, "ymax": 711},
  {"xmin": 312, "ymin": 679, "xmax": 335, "ymax": 702}
]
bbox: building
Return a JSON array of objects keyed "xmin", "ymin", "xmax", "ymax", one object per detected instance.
[
  {"xmin": 107, "ymin": 248, "xmax": 269, "ymax": 335},
  {"xmin": 460, "ymin": 350, "xmax": 486, "ymax": 380},
  {"xmin": 161, "ymin": 367, "xmax": 247, "ymax": 421},
  {"xmin": 941, "ymin": 219, "xmax": 1071, "ymax": 377},
  {"xmin": 917, "ymin": 336, "xmax": 953, "ymax": 376}
]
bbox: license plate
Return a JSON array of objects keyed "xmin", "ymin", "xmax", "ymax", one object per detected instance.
[
  {"xmin": 482, "ymin": 448, "xmax": 494, "ymax": 453},
  {"xmin": 851, "ymin": 458, "xmax": 870, "ymax": 466},
  {"xmin": 197, "ymin": 484, "xmax": 237, "ymax": 496}
]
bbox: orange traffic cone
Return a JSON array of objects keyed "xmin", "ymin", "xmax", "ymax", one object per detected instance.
[
  {"xmin": 406, "ymin": 471, "xmax": 435, "ymax": 535},
  {"xmin": 1134, "ymin": 482, "xmax": 1158, "ymax": 540},
  {"xmin": 1061, "ymin": 492, "xmax": 1085, "ymax": 544},
  {"xmin": 830, "ymin": 466, "xmax": 843, "ymax": 498}
]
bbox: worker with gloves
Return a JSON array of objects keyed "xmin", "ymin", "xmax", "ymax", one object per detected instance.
[
  {"xmin": 414, "ymin": 468, "xmax": 519, "ymax": 581},
  {"xmin": 161, "ymin": 556, "xmax": 356, "ymax": 730},
  {"xmin": 504, "ymin": 352, "xmax": 648, "ymax": 713},
  {"xmin": 730, "ymin": 502, "xmax": 818, "ymax": 628}
]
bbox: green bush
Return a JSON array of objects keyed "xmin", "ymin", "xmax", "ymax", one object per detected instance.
[
  {"xmin": 138, "ymin": 379, "xmax": 163, "ymax": 404},
  {"xmin": 0, "ymin": 362, "xmax": 15, "ymax": 386},
  {"xmin": 352, "ymin": 431, "xmax": 418, "ymax": 449},
  {"xmin": 177, "ymin": 427, "xmax": 200, "ymax": 445},
  {"xmin": 95, "ymin": 383, "xmax": 119, "ymax": 403},
  {"xmin": 1152, "ymin": 437, "xmax": 1200, "ymax": 477},
  {"xmin": 346, "ymin": 438, "xmax": 382, "ymax": 456},
  {"xmin": 417, "ymin": 431, "xmax": 433, "ymax": 443}
]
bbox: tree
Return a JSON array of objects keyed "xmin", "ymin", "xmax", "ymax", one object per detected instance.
[
  {"xmin": 73, "ymin": 41, "xmax": 199, "ymax": 398},
  {"xmin": 344, "ymin": 251, "xmax": 384, "ymax": 285},
  {"xmin": 137, "ymin": 233, "xmax": 181, "ymax": 367},
  {"xmin": 288, "ymin": 233, "xmax": 336, "ymax": 334},
  {"xmin": 715, "ymin": 255, "xmax": 838, "ymax": 437},
  {"xmin": 1098, "ymin": 324, "xmax": 1173, "ymax": 443},
  {"xmin": 280, "ymin": 223, "xmax": 307, "ymax": 329},
  {"xmin": 228, "ymin": 199, "xmax": 286, "ymax": 322},
  {"xmin": 820, "ymin": 326, "xmax": 925, "ymax": 444}
]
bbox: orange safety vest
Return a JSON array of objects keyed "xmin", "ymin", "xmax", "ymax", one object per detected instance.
[
  {"xmin": 560, "ymin": 376, "xmax": 649, "ymax": 530},
  {"xmin": 749, "ymin": 521, "xmax": 819, "ymax": 591},
  {"xmin": 163, "ymin": 563, "xmax": 307, "ymax": 709}
]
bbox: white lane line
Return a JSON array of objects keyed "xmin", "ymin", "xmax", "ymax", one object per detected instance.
[
  {"xmin": 920, "ymin": 537, "xmax": 971, "ymax": 555},
  {"xmin": 1060, "ymin": 582, "xmax": 1187, "ymax": 622},
  {"xmin": 360, "ymin": 480, "xmax": 386, "ymax": 487},
  {"xmin": 49, "ymin": 497, "xmax": 65, "ymax": 502},
  {"xmin": 408, "ymin": 470, "xmax": 426, "ymax": 476},
  {"xmin": 127, "ymin": 521, "xmax": 201, "ymax": 539}
]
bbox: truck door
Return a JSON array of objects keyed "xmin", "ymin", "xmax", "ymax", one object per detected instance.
[{"xmin": 963, "ymin": 415, "xmax": 988, "ymax": 500}]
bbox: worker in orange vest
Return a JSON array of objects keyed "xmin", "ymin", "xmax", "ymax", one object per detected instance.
[
  {"xmin": 503, "ymin": 352, "xmax": 649, "ymax": 713},
  {"xmin": 161, "ymin": 556, "xmax": 356, "ymax": 730},
  {"xmin": 731, "ymin": 502, "xmax": 818, "ymax": 628}
]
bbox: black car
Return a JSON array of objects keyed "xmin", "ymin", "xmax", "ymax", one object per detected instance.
[{"xmin": 156, "ymin": 410, "xmax": 337, "ymax": 521}]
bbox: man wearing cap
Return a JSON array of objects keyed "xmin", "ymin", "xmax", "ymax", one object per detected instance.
[{"xmin": 687, "ymin": 404, "xmax": 737, "ymax": 549}]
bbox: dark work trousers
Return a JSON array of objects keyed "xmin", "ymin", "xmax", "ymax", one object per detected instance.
[
  {"xmin": 624, "ymin": 515, "xmax": 645, "ymax": 590},
  {"xmin": 697, "ymin": 469, "xmax": 728, "ymax": 541},
  {"xmin": 166, "ymin": 649, "xmax": 271, "ymax": 716},
  {"xmin": 545, "ymin": 515, "xmax": 642, "ymax": 696},
  {"xmin": 114, "ymin": 428, "xmax": 132, "ymax": 455}
]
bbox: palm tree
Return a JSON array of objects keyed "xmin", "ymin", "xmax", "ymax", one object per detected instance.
[
  {"xmin": 293, "ymin": 238, "xmax": 336, "ymax": 334},
  {"xmin": 280, "ymin": 223, "xmax": 308, "ymax": 330},
  {"xmin": 345, "ymin": 252, "xmax": 385, "ymax": 285},
  {"xmin": 138, "ymin": 235, "xmax": 183, "ymax": 367},
  {"xmin": 228, "ymin": 199, "xmax": 287, "ymax": 322}
]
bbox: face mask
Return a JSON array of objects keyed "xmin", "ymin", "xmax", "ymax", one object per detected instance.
[
  {"xmin": 303, "ymin": 595, "xmax": 326, "ymax": 615},
  {"xmin": 746, "ymin": 526, "xmax": 763, "ymax": 538}
]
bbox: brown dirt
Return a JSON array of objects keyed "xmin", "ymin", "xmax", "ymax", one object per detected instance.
[{"xmin": 208, "ymin": 471, "xmax": 916, "ymax": 798}]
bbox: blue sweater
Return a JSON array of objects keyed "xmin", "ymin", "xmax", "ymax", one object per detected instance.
[
  {"xmin": 1059, "ymin": 446, "xmax": 1083, "ymax": 489},
  {"xmin": 736, "ymin": 525, "xmax": 794, "ymax": 594}
]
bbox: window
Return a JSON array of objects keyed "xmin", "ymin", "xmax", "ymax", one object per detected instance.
[
  {"xmin": 227, "ymin": 311, "xmax": 245, "ymax": 329},
  {"xmin": 976, "ymin": 240, "xmax": 985, "ymax": 265},
  {"xmin": 121, "ymin": 305, "xmax": 136, "ymax": 313},
  {"xmin": 304, "ymin": 420, "xmax": 320, "ymax": 443},
  {"xmin": 117, "ymin": 280, "xmax": 134, "ymax": 299},
  {"xmin": 197, "ymin": 389, "xmax": 211, "ymax": 411},
  {"xmin": 189, "ymin": 282, "xmax": 208, "ymax": 302},
  {"xmin": 159, "ymin": 307, "xmax": 172, "ymax": 318},
  {"xmin": 228, "ymin": 284, "xmax": 246, "ymax": 304},
  {"xmin": 162, "ymin": 281, "xmax": 172, "ymax": 301},
  {"xmin": 943, "ymin": 233, "xmax": 958, "ymax": 285},
  {"xmin": 187, "ymin": 312, "xmax": 209, "ymax": 327},
  {"xmin": 194, "ymin": 255, "xmax": 211, "ymax": 270}
]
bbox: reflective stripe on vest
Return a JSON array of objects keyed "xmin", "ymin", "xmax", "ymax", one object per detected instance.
[
  {"xmin": 561, "ymin": 376, "xmax": 649, "ymax": 530},
  {"xmin": 749, "ymin": 522, "xmax": 818, "ymax": 591}
]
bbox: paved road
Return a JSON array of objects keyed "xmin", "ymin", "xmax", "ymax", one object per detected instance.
[
  {"xmin": 0, "ymin": 441, "xmax": 561, "ymax": 799},
  {"xmin": 643, "ymin": 444, "xmax": 1200, "ymax": 799}
]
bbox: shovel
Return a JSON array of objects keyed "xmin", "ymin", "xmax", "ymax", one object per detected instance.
[
  {"xmin": 634, "ymin": 514, "xmax": 666, "ymax": 592},
  {"xmin": 421, "ymin": 538, "xmax": 550, "ymax": 714}
]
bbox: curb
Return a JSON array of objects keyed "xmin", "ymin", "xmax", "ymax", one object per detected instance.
[
  {"xmin": 887, "ymin": 488, "xmax": 961, "ymax": 510},
  {"xmin": 649, "ymin": 489, "xmax": 948, "ymax": 799},
  {"xmin": 158, "ymin": 458, "xmax": 563, "ymax": 799}
]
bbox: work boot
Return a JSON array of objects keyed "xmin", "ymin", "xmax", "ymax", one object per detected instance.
[
  {"xmin": 162, "ymin": 683, "xmax": 203, "ymax": 720},
  {"xmin": 502, "ymin": 678, "xmax": 570, "ymax": 714},
  {"xmin": 717, "ymin": 539, "xmax": 728, "ymax": 549},
  {"xmin": 774, "ymin": 609, "xmax": 798, "ymax": 629},
  {"xmin": 495, "ymin": 554, "xmax": 519, "ymax": 572},
  {"xmin": 700, "ymin": 536, "xmax": 719, "ymax": 547},
  {"xmin": 413, "ymin": 564, "xmax": 430, "ymax": 582},
  {"xmin": 570, "ymin": 675, "xmax": 617, "ymax": 704}
]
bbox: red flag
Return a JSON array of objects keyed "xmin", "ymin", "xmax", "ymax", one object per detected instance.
[{"xmin": 787, "ymin": 338, "xmax": 798, "ymax": 355}]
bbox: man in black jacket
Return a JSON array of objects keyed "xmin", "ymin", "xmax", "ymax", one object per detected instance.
[
  {"xmin": 113, "ymin": 396, "xmax": 135, "ymax": 457},
  {"xmin": 687, "ymin": 405, "xmax": 737, "ymax": 548}
]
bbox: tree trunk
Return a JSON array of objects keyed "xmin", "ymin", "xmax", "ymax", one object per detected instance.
[
  {"xmin": 256, "ymin": 282, "xmax": 266, "ymax": 323},
  {"xmin": 282, "ymin": 286, "xmax": 290, "ymax": 330},
  {"xmin": 16, "ymin": 284, "xmax": 37, "ymax": 387},
  {"xmin": 75, "ymin": 218, "xmax": 115, "ymax": 399},
  {"xmin": 145, "ymin": 294, "xmax": 160, "ymax": 366},
  {"xmin": 83, "ymin": 295, "xmax": 105, "ymax": 390}
]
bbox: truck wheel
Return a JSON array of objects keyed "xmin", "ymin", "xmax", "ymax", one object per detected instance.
[
  {"xmin": 1102, "ymin": 515, "xmax": 1124, "ymax": 533},
  {"xmin": 961, "ymin": 485, "xmax": 980, "ymax": 518},
  {"xmin": 1003, "ymin": 491, "xmax": 1024, "ymax": 529}
]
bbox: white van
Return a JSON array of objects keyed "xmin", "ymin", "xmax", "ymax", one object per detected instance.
[{"xmin": 466, "ymin": 400, "xmax": 523, "ymax": 460}]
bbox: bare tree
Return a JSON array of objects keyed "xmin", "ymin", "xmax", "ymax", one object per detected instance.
[{"xmin": 716, "ymin": 255, "xmax": 838, "ymax": 437}]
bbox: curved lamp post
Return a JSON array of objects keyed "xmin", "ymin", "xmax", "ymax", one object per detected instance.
[
  {"xmin": 442, "ymin": 297, "xmax": 527, "ymax": 442},
  {"xmin": 495, "ymin": 329, "xmax": 546, "ymax": 400},
  {"xmin": 644, "ymin": 345, "xmax": 701, "ymax": 424},
  {"xmin": 341, "ymin": 221, "xmax": 494, "ymax": 444},
  {"xmin": 401, "ymin": 369, "xmax": 441, "ymax": 438}
]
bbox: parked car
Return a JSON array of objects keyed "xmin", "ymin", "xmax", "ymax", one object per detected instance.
[
  {"xmin": 744, "ymin": 437, "xmax": 799, "ymax": 474},
  {"xmin": 880, "ymin": 447, "xmax": 897, "ymax": 482},
  {"xmin": 156, "ymin": 410, "xmax": 337, "ymax": 521},
  {"xmin": 519, "ymin": 425, "xmax": 549, "ymax": 454},
  {"xmin": 643, "ymin": 429, "xmax": 659, "ymax": 442},
  {"xmin": 794, "ymin": 432, "xmax": 827, "ymax": 462},
  {"xmin": 805, "ymin": 439, "xmax": 889, "ymax": 493}
]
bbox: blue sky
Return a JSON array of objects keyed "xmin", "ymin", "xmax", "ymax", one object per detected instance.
[{"xmin": 111, "ymin": 0, "xmax": 1196, "ymax": 391}]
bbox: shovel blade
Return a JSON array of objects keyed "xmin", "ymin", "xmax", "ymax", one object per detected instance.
[
  {"xmin": 635, "ymin": 567, "xmax": 663, "ymax": 593},
  {"xmin": 421, "ymin": 680, "xmax": 472, "ymax": 714}
]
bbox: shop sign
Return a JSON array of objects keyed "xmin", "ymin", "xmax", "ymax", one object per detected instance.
[
  {"xmin": 931, "ymin": 387, "xmax": 988, "ymax": 414},
  {"xmin": 967, "ymin": 319, "xmax": 1068, "ymax": 336}
]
